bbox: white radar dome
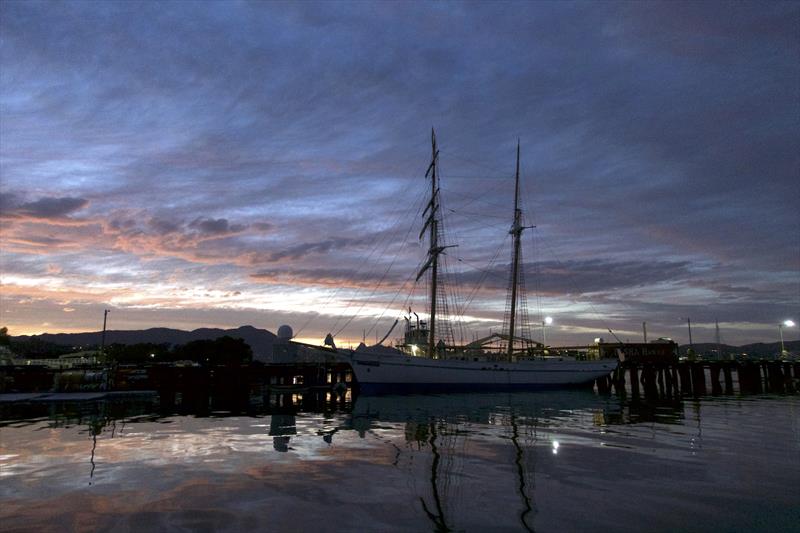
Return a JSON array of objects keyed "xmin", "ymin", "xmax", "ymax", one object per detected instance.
[{"xmin": 277, "ymin": 325, "xmax": 294, "ymax": 341}]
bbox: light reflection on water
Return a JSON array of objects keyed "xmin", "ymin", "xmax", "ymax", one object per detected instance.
[{"xmin": 1, "ymin": 390, "xmax": 798, "ymax": 532}]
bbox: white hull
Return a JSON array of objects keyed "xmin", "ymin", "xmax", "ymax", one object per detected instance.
[{"xmin": 341, "ymin": 350, "xmax": 616, "ymax": 393}]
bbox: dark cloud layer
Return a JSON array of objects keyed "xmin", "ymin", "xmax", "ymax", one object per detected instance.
[
  {"xmin": 0, "ymin": 1, "xmax": 797, "ymax": 343},
  {"xmin": 456, "ymin": 259, "xmax": 694, "ymax": 296},
  {"xmin": 1, "ymin": 194, "xmax": 88, "ymax": 220}
]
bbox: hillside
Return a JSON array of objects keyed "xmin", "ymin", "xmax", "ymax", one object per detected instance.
[
  {"xmin": 679, "ymin": 340, "xmax": 800, "ymax": 357},
  {"xmin": 12, "ymin": 325, "xmax": 277, "ymax": 359}
]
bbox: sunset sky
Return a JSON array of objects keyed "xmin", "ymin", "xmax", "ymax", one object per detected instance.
[{"xmin": 1, "ymin": 1, "xmax": 798, "ymax": 347}]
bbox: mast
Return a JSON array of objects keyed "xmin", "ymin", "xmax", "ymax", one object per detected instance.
[
  {"xmin": 507, "ymin": 140, "xmax": 522, "ymax": 360},
  {"xmin": 415, "ymin": 129, "xmax": 441, "ymax": 357},
  {"xmin": 429, "ymin": 134, "xmax": 438, "ymax": 357},
  {"xmin": 415, "ymin": 130, "xmax": 456, "ymax": 356}
]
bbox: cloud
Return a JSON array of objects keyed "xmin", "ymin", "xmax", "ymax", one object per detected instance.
[
  {"xmin": 148, "ymin": 217, "xmax": 181, "ymax": 235},
  {"xmin": 0, "ymin": 194, "xmax": 89, "ymax": 220},
  {"xmin": 252, "ymin": 222, "xmax": 273, "ymax": 232},
  {"xmin": 188, "ymin": 217, "xmax": 246, "ymax": 235},
  {"xmin": 250, "ymin": 266, "xmax": 406, "ymax": 290},
  {"xmin": 267, "ymin": 237, "xmax": 367, "ymax": 263},
  {"xmin": 454, "ymin": 259, "xmax": 694, "ymax": 296},
  {"xmin": 0, "ymin": 1, "xmax": 797, "ymax": 344}
]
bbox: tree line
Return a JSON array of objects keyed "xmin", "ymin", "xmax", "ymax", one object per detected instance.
[
  {"xmin": 2, "ymin": 328, "xmax": 254, "ymax": 366},
  {"xmin": 103, "ymin": 336, "xmax": 253, "ymax": 365}
]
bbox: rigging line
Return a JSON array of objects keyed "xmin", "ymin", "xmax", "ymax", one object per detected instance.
[
  {"xmin": 457, "ymin": 250, "xmax": 510, "ymax": 281},
  {"xmin": 333, "ymin": 196, "xmax": 429, "ymax": 340},
  {"xmin": 330, "ymin": 183, "xmax": 430, "ymax": 336},
  {"xmin": 364, "ymin": 260, "xmax": 424, "ymax": 342},
  {"xmin": 333, "ymin": 233, "xmax": 423, "ymax": 339},
  {"xmin": 530, "ymin": 229, "xmax": 544, "ymax": 327},
  {"xmin": 437, "ymin": 193, "xmax": 467, "ymax": 343},
  {"xmin": 439, "ymin": 149, "xmax": 512, "ymax": 175},
  {"xmin": 444, "ymin": 185, "xmax": 512, "ymax": 212},
  {"xmin": 533, "ymin": 228, "xmax": 620, "ymax": 333},
  {"xmin": 436, "ymin": 174, "xmax": 515, "ymax": 180},
  {"xmin": 455, "ymin": 235, "xmax": 509, "ymax": 320},
  {"xmin": 327, "ymin": 188, "xmax": 427, "ymax": 332},
  {"xmin": 447, "ymin": 208, "xmax": 508, "ymax": 220},
  {"xmin": 294, "ymin": 186, "xmax": 427, "ymax": 337},
  {"xmin": 273, "ymin": 171, "xmax": 433, "ymax": 301},
  {"xmin": 450, "ymin": 219, "xmax": 513, "ymax": 232}
]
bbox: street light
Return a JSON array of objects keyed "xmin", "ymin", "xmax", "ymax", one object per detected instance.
[
  {"xmin": 542, "ymin": 316, "xmax": 553, "ymax": 347},
  {"xmin": 779, "ymin": 319, "xmax": 795, "ymax": 358}
]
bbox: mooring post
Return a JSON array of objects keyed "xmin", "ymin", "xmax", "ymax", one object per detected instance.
[
  {"xmin": 630, "ymin": 366, "xmax": 640, "ymax": 398},
  {"xmin": 753, "ymin": 362, "xmax": 763, "ymax": 394},
  {"xmin": 760, "ymin": 361, "xmax": 769, "ymax": 392},
  {"xmin": 643, "ymin": 364, "xmax": 658, "ymax": 398},
  {"xmin": 612, "ymin": 366, "xmax": 625, "ymax": 395},
  {"xmin": 664, "ymin": 365, "xmax": 674, "ymax": 397},
  {"xmin": 784, "ymin": 362, "xmax": 795, "ymax": 393},
  {"xmin": 736, "ymin": 362, "xmax": 748, "ymax": 393},
  {"xmin": 678, "ymin": 362, "xmax": 692, "ymax": 396},
  {"xmin": 595, "ymin": 376, "xmax": 608, "ymax": 394},
  {"xmin": 722, "ymin": 363, "xmax": 734, "ymax": 394},
  {"xmin": 768, "ymin": 362, "xmax": 784, "ymax": 393},
  {"xmin": 709, "ymin": 362, "xmax": 722, "ymax": 395},
  {"xmin": 691, "ymin": 362, "xmax": 706, "ymax": 396}
]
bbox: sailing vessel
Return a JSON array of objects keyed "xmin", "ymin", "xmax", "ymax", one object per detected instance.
[{"xmin": 332, "ymin": 131, "xmax": 616, "ymax": 393}]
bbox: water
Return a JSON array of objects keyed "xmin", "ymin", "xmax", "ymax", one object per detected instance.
[{"xmin": 1, "ymin": 390, "xmax": 798, "ymax": 532}]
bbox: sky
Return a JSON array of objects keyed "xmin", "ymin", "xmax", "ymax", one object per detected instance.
[{"xmin": 1, "ymin": 0, "xmax": 798, "ymax": 347}]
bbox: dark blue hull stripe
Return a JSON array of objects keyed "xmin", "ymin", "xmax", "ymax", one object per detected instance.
[
  {"xmin": 357, "ymin": 381, "xmax": 596, "ymax": 395},
  {"xmin": 353, "ymin": 359, "xmax": 615, "ymax": 373}
]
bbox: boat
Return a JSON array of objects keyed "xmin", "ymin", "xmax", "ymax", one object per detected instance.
[{"xmin": 327, "ymin": 131, "xmax": 616, "ymax": 393}]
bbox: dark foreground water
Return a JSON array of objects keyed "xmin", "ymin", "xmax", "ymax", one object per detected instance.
[{"xmin": 1, "ymin": 390, "xmax": 798, "ymax": 532}]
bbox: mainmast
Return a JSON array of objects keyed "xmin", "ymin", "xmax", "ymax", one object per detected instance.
[
  {"xmin": 415, "ymin": 129, "xmax": 441, "ymax": 357},
  {"xmin": 507, "ymin": 141, "xmax": 523, "ymax": 360}
]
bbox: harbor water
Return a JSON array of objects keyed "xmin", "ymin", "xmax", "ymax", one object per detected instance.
[{"xmin": 1, "ymin": 389, "xmax": 798, "ymax": 532}]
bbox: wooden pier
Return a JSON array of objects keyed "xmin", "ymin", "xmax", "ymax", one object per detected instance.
[
  {"xmin": 0, "ymin": 362, "xmax": 354, "ymax": 397},
  {"xmin": 594, "ymin": 360, "xmax": 800, "ymax": 397}
]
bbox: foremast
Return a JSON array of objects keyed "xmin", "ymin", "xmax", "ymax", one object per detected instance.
[
  {"xmin": 415, "ymin": 129, "xmax": 452, "ymax": 357},
  {"xmin": 506, "ymin": 141, "xmax": 527, "ymax": 360}
]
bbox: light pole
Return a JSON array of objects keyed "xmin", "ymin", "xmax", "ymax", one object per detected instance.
[
  {"xmin": 779, "ymin": 319, "xmax": 795, "ymax": 358},
  {"xmin": 542, "ymin": 316, "xmax": 553, "ymax": 348},
  {"xmin": 680, "ymin": 317, "xmax": 695, "ymax": 360}
]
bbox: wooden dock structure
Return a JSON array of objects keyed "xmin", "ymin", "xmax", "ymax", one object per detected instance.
[{"xmin": 594, "ymin": 360, "xmax": 800, "ymax": 397}]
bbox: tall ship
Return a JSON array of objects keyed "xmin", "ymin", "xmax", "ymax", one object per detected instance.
[{"xmin": 329, "ymin": 131, "xmax": 616, "ymax": 393}]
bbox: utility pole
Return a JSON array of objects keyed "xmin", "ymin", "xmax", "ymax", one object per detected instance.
[
  {"xmin": 643, "ymin": 322, "xmax": 648, "ymax": 344},
  {"xmin": 100, "ymin": 309, "xmax": 109, "ymax": 356}
]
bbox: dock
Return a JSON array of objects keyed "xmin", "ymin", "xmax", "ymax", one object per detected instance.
[{"xmin": 594, "ymin": 360, "xmax": 800, "ymax": 397}]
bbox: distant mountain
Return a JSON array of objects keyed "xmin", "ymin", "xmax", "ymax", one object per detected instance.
[
  {"xmin": 679, "ymin": 340, "xmax": 800, "ymax": 357},
  {"xmin": 12, "ymin": 325, "xmax": 277, "ymax": 358},
  {"xmin": 11, "ymin": 326, "xmax": 797, "ymax": 360}
]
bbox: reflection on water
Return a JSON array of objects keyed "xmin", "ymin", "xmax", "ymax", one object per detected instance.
[{"xmin": 1, "ymin": 389, "xmax": 798, "ymax": 532}]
